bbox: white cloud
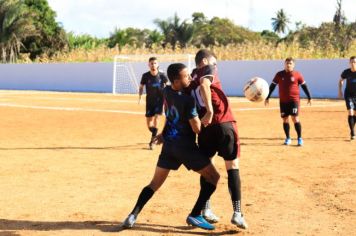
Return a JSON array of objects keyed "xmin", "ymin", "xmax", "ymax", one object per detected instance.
[{"xmin": 47, "ymin": 0, "xmax": 356, "ymax": 38}]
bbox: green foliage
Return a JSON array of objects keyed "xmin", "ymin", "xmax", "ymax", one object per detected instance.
[
  {"xmin": 22, "ymin": 0, "xmax": 67, "ymax": 59},
  {"xmin": 0, "ymin": 0, "xmax": 37, "ymax": 62},
  {"xmin": 67, "ymin": 32, "xmax": 107, "ymax": 50}
]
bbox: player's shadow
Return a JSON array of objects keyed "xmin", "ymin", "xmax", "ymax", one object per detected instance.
[
  {"xmin": 0, "ymin": 219, "xmax": 240, "ymax": 235},
  {"xmin": 0, "ymin": 143, "xmax": 149, "ymax": 151}
]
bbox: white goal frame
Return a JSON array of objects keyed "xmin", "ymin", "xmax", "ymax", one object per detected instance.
[{"xmin": 112, "ymin": 54, "xmax": 194, "ymax": 94}]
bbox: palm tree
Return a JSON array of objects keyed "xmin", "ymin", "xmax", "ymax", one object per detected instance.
[
  {"xmin": 271, "ymin": 9, "xmax": 290, "ymax": 35},
  {"xmin": 0, "ymin": 0, "xmax": 37, "ymax": 63},
  {"xmin": 154, "ymin": 13, "xmax": 195, "ymax": 49}
]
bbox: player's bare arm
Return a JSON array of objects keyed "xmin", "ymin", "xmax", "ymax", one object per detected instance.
[
  {"xmin": 138, "ymin": 84, "xmax": 144, "ymax": 104},
  {"xmin": 189, "ymin": 116, "xmax": 202, "ymax": 134},
  {"xmin": 200, "ymin": 77, "xmax": 214, "ymax": 126},
  {"xmin": 338, "ymin": 78, "xmax": 345, "ymax": 99}
]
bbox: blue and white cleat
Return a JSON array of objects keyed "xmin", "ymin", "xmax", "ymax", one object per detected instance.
[
  {"xmin": 202, "ymin": 208, "xmax": 219, "ymax": 223},
  {"xmin": 284, "ymin": 138, "xmax": 292, "ymax": 145},
  {"xmin": 297, "ymin": 137, "xmax": 303, "ymax": 146},
  {"xmin": 231, "ymin": 212, "xmax": 248, "ymax": 229},
  {"xmin": 122, "ymin": 214, "xmax": 136, "ymax": 228},
  {"xmin": 186, "ymin": 215, "xmax": 215, "ymax": 230}
]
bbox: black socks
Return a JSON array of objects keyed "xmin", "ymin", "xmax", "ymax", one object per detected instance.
[
  {"xmin": 228, "ymin": 169, "xmax": 242, "ymax": 212},
  {"xmin": 283, "ymin": 123, "xmax": 290, "ymax": 138},
  {"xmin": 294, "ymin": 122, "xmax": 302, "ymax": 139},
  {"xmin": 130, "ymin": 186, "xmax": 155, "ymax": 217},
  {"xmin": 190, "ymin": 180, "xmax": 216, "ymax": 216},
  {"xmin": 348, "ymin": 116, "xmax": 355, "ymax": 136},
  {"xmin": 149, "ymin": 127, "xmax": 158, "ymax": 138}
]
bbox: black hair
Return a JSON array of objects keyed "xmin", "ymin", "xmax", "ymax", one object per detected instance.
[
  {"xmin": 285, "ymin": 57, "xmax": 295, "ymax": 63},
  {"xmin": 350, "ymin": 56, "xmax": 356, "ymax": 61},
  {"xmin": 149, "ymin": 57, "xmax": 157, "ymax": 62},
  {"xmin": 195, "ymin": 49, "xmax": 217, "ymax": 65},
  {"xmin": 167, "ymin": 63, "xmax": 186, "ymax": 83}
]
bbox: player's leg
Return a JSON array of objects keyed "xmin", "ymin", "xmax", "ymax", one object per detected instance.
[
  {"xmin": 280, "ymin": 102, "xmax": 291, "ymax": 145},
  {"xmin": 122, "ymin": 166, "xmax": 170, "ymax": 228},
  {"xmin": 146, "ymin": 115, "xmax": 158, "ymax": 149},
  {"xmin": 180, "ymin": 144, "xmax": 220, "ymax": 230},
  {"xmin": 290, "ymin": 101, "xmax": 303, "ymax": 146},
  {"xmin": 197, "ymin": 125, "xmax": 220, "ymax": 223},
  {"xmin": 219, "ymin": 122, "xmax": 248, "ymax": 229},
  {"xmin": 187, "ymin": 163, "xmax": 220, "ymax": 230},
  {"xmin": 344, "ymin": 97, "xmax": 355, "ymax": 140}
]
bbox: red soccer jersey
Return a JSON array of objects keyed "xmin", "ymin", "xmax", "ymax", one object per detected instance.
[
  {"xmin": 272, "ymin": 70, "xmax": 305, "ymax": 103},
  {"xmin": 189, "ymin": 65, "xmax": 235, "ymax": 124}
]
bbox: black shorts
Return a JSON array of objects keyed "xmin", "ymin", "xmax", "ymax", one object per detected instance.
[
  {"xmin": 157, "ymin": 142, "xmax": 211, "ymax": 171},
  {"xmin": 198, "ymin": 122, "xmax": 240, "ymax": 160},
  {"xmin": 280, "ymin": 101, "xmax": 299, "ymax": 118},
  {"xmin": 145, "ymin": 100, "xmax": 163, "ymax": 117},
  {"xmin": 345, "ymin": 97, "xmax": 356, "ymax": 110}
]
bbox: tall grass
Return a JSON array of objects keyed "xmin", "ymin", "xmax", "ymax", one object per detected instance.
[{"xmin": 18, "ymin": 40, "xmax": 356, "ymax": 63}]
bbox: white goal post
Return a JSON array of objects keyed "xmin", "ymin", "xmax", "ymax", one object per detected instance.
[{"xmin": 112, "ymin": 54, "xmax": 194, "ymax": 94}]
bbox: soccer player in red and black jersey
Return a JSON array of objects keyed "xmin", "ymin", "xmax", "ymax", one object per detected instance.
[
  {"xmin": 187, "ymin": 49, "xmax": 248, "ymax": 229},
  {"xmin": 338, "ymin": 56, "xmax": 356, "ymax": 140},
  {"xmin": 265, "ymin": 57, "xmax": 312, "ymax": 146},
  {"xmin": 138, "ymin": 57, "xmax": 168, "ymax": 149}
]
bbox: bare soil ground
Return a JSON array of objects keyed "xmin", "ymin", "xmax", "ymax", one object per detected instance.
[{"xmin": 0, "ymin": 91, "xmax": 354, "ymax": 236}]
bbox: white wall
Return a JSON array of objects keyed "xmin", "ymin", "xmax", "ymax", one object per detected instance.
[{"xmin": 0, "ymin": 59, "xmax": 349, "ymax": 98}]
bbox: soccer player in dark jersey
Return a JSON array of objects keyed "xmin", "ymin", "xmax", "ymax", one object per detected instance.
[
  {"xmin": 123, "ymin": 63, "xmax": 220, "ymax": 230},
  {"xmin": 139, "ymin": 57, "xmax": 168, "ymax": 149},
  {"xmin": 338, "ymin": 56, "xmax": 356, "ymax": 140},
  {"xmin": 265, "ymin": 57, "xmax": 312, "ymax": 146},
  {"xmin": 188, "ymin": 49, "xmax": 248, "ymax": 229}
]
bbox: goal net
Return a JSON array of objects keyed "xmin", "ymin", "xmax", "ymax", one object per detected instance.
[{"xmin": 112, "ymin": 54, "xmax": 194, "ymax": 94}]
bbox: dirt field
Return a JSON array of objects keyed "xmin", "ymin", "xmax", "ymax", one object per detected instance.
[{"xmin": 0, "ymin": 91, "xmax": 355, "ymax": 236}]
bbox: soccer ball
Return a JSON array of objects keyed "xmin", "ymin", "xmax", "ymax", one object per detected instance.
[{"xmin": 243, "ymin": 77, "xmax": 269, "ymax": 102}]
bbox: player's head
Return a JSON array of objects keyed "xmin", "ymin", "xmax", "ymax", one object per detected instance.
[
  {"xmin": 284, "ymin": 57, "xmax": 295, "ymax": 72},
  {"xmin": 167, "ymin": 63, "xmax": 191, "ymax": 89},
  {"xmin": 195, "ymin": 49, "xmax": 217, "ymax": 68},
  {"xmin": 148, "ymin": 57, "xmax": 158, "ymax": 72},
  {"xmin": 350, "ymin": 56, "xmax": 356, "ymax": 71}
]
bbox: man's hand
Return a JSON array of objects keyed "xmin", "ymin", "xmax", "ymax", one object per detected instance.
[
  {"xmin": 152, "ymin": 134, "xmax": 164, "ymax": 145},
  {"xmin": 201, "ymin": 110, "xmax": 213, "ymax": 127},
  {"xmin": 264, "ymin": 99, "xmax": 269, "ymax": 106}
]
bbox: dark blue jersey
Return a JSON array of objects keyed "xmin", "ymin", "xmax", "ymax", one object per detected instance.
[
  {"xmin": 162, "ymin": 86, "xmax": 198, "ymax": 144},
  {"xmin": 341, "ymin": 69, "xmax": 356, "ymax": 97},
  {"xmin": 140, "ymin": 71, "xmax": 168, "ymax": 102}
]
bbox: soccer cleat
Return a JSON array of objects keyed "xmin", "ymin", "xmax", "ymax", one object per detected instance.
[
  {"xmin": 186, "ymin": 215, "xmax": 215, "ymax": 230},
  {"xmin": 122, "ymin": 214, "xmax": 136, "ymax": 229},
  {"xmin": 284, "ymin": 138, "xmax": 292, "ymax": 145},
  {"xmin": 231, "ymin": 212, "xmax": 248, "ymax": 229},
  {"xmin": 202, "ymin": 208, "xmax": 220, "ymax": 223},
  {"xmin": 297, "ymin": 137, "xmax": 303, "ymax": 146}
]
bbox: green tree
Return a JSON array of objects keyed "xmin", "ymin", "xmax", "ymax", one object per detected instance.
[
  {"xmin": 271, "ymin": 9, "xmax": 290, "ymax": 35},
  {"xmin": 0, "ymin": 0, "xmax": 37, "ymax": 62},
  {"xmin": 22, "ymin": 0, "xmax": 67, "ymax": 59},
  {"xmin": 154, "ymin": 13, "xmax": 195, "ymax": 49}
]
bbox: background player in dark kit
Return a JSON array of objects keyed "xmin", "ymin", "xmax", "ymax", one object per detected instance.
[
  {"xmin": 138, "ymin": 57, "xmax": 168, "ymax": 149},
  {"xmin": 338, "ymin": 56, "xmax": 356, "ymax": 140}
]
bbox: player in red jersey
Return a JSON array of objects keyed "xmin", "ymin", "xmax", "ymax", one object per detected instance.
[
  {"xmin": 188, "ymin": 49, "xmax": 248, "ymax": 229},
  {"xmin": 265, "ymin": 57, "xmax": 312, "ymax": 146}
]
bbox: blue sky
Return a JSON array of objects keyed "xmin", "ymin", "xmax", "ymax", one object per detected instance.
[{"xmin": 47, "ymin": 0, "xmax": 355, "ymax": 38}]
